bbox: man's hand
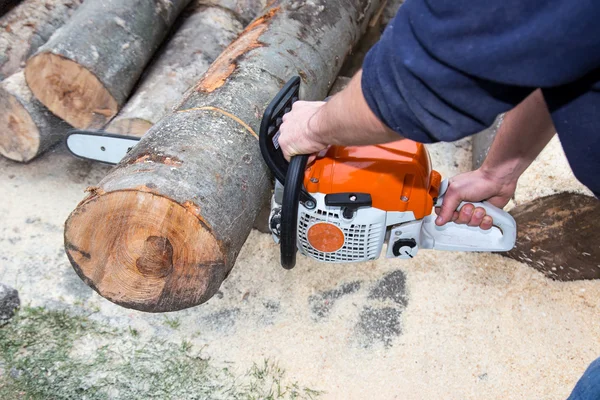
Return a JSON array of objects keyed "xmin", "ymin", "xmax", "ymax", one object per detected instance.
[
  {"xmin": 278, "ymin": 101, "xmax": 328, "ymax": 161},
  {"xmin": 277, "ymin": 71, "xmax": 401, "ymax": 161},
  {"xmin": 435, "ymin": 169, "xmax": 516, "ymax": 230},
  {"xmin": 436, "ymin": 89, "xmax": 556, "ymax": 230}
]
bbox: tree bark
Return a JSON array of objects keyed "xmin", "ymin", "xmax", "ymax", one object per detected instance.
[
  {"xmin": 105, "ymin": 2, "xmax": 245, "ymax": 137},
  {"xmin": 505, "ymin": 193, "xmax": 600, "ymax": 281},
  {"xmin": 198, "ymin": 0, "xmax": 267, "ymax": 25},
  {"xmin": 0, "ymin": 0, "xmax": 83, "ymax": 81},
  {"xmin": 64, "ymin": 0, "xmax": 385, "ymax": 312},
  {"xmin": 25, "ymin": 0, "xmax": 193, "ymax": 130},
  {"xmin": 0, "ymin": 70, "xmax": 71, "ymax": 162}
]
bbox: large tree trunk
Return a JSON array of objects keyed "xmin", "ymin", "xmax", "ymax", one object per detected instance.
[
  {"xmin": 0, "ymin": 0, "xmax": 83, "ymax": 81},
  {"xmin": 0, "ymin": 71, "xmax": 71, "ymax": 162},
  {"xmin": 64, "ymin": 0, "xmax": 385, "ymax": 312},
  {"xmin": 24, "ymin": 0, "xmax": 193, "ymax": 130},
  {"xmin": 105, "ymin": 2, "xmax": 246, "ymax": 137}
]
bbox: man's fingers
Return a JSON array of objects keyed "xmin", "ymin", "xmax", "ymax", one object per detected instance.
[
  {"xmin": 480, "ymin": 215, "xmax": 493, "ymax": 230},
  {"xmin": 456, "ymin": 203, "xmax": 474, "ymax": 224},
  {"xmin": 467, "ymin": 207, "xmax": 486, "ymax": 227}
]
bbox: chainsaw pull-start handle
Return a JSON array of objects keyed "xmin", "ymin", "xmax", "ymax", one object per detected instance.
[{"xmin": 420, "ymin": 179, "xmax": 517, "ymax": 252}]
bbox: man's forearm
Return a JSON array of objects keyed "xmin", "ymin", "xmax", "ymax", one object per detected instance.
[
  {"xmin": 309, "ymin": 70, "xmax": 401, "ymax": 146},
  {"xmin": 481, "ymin": 89, "xmax": 556, "ymax": 184}
]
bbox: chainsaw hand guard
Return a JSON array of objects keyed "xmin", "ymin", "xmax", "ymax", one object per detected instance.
[{"xmin": 259, "ymin": 76, "xmax": 315, "ymax": 269}]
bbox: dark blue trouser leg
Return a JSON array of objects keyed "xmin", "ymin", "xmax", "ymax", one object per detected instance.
[{"xmin": 568, "ymin": 357, "xmax": 600, "ymax": 400}]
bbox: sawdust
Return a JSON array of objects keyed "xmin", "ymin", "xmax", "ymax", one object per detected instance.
[{"xmin": 2, "ymin": 143, "xmax": 598, "ymax": 399}]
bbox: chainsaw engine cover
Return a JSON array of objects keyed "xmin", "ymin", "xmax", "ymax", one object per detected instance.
[{"xmin": 293, "ymin": 141, "xmax": 441, "ymax": 263}]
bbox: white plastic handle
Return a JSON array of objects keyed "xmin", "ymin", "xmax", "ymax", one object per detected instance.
[{"xmin": 419, "ymin": 179, "xmax": 517, "ymax": 252}]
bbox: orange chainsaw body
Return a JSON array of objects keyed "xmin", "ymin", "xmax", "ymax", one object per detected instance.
[{"xmin": 303, "ymin": 139, "xmax": 442, "ymax": 220}]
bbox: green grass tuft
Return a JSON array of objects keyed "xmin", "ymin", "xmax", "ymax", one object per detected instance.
[{"xmin": 0, "ymin": 307, "xmax": 322, "ymax": 400}]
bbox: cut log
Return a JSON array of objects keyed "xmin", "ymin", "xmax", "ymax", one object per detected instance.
[
  {"xmin": 0, "ymin": 71, "xmax": 71, "ymax": 162},
  {"xmin": 25, "ymin": 0, "xmax": 193, "ymax": 130},
  {"xmin": 0, "ymin": 0, "xmax": 83, "ymax": 81},
  {"xmin": 505, "ymin": 193, "xmax": 600, "ymax": 281},
  {"xmin": 105, "ymin": 2, "xmax": 245, "ymax": 137},
  {"xmin": 64, "ymin": 0, "xmax": 385, "ymax": 312}
]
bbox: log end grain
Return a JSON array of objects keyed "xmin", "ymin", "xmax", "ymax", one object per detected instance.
[
  {"xmin": 0, "ymin": 86, "xmax": 40, "ymax": 162},
  {"xmin": 25, "ymin": 52, "xmax": 118, "ymax": 129},
  {"xmin": 505, "ymin": 193, "xmax": 600, "ymax": 281},
  {"xmin": 64, "ymin": 190, "xmax": 227, "ymax": 312},
  {"xmin": 105, "ymin": 117, "xmax": 153, "ymax": 137}
]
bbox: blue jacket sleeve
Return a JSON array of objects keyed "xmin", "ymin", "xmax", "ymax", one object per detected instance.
[{"xmin": 362, "ymin": 0, "xmax": 600, "ymax": 143}]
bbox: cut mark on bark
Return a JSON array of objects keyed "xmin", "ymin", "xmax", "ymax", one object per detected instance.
[
  {"xmin": 194, "ymin": 7, "xmax": 279, "ymax": 93},
  {"xmin": 177, "ymin": 106, "xmax": 257, "ymax": 138},
  {"xmin": 136, "ymin": 236, "xmax": 174, "ymax": 278},
  {"xmin": 133, "ymin": 153, "xmax": 183, "ymax": 166},
  {"xmin": 182, "ymin": 200, "xmax": 212, "ymax": 232}
]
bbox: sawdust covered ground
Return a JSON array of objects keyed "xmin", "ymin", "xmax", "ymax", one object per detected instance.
[{"xmin": 1, "ymin": 140, "xmax": 599, "ymax": 399}]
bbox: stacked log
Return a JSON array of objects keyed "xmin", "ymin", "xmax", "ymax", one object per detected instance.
[
  {"xmin": 0, "ymin": 71, "xmax": 70, "ymax": 161},
  {"xmin": 24, "ymin": 0, "xmax": 193, "ymax": 130},
  {"xmin": 0, "ymin": 0, "xmax": 83, "ymax": 162},
  {"xmin": 0, "ymin": 0, "xmax": 83, "ymax": 80},
  {"xmin": 105, "ymin": 2, "xmax": 246, "ymax": 137},
  {"xmin": 198, "ymin": 0, "xmax": 266, "ymax": 24},
  {"xmin": 64, "ymin": 0, "xmax": 386, "ymax": 312}
]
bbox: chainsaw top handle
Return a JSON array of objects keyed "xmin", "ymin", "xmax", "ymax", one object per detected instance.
[{"xmin": 259, "ymin": 76, "xmax": 315, "ymax": 269}]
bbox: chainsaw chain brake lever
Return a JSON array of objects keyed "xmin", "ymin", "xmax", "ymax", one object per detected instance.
[{"xmin": 259, "ymin": 76, "xmax": 316, "ymax": 269}]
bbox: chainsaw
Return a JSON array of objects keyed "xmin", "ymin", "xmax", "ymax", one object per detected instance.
[
  {"xmin": 65, "ymin": 76, "xmax": 516, "ymax": 270},
  {"xmin": 259, "ymin": 76, "xmax": 516, "ymax": 269}
]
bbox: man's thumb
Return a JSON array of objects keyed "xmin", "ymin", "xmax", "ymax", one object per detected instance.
[{"xmin": 435, "ymin": 189, "xmax": 462, "ymax": 226}]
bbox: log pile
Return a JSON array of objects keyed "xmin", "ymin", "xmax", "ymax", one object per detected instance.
[
  {"xmin": 64, "ymin": 0, "xmax": 386, "ymax": 312},
  {"xmin": 0, "ymin": 0, "xmax": 82, "ymax": 162},
  {"xmin": 24, "ymin": 0, "xmax": 193, "ymax": 130},
  {"xmin": 0, "ymin": 0, "xmax": 261, "ymax": 162},
  {"xmin": 105, "ymin": 3, "xmax": 246, "ymax": 136}
]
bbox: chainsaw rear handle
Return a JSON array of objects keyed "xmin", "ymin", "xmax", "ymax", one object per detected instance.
[{"xmin": 424, "ymin": 179, "xmax": 517, "ymax": 252}]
